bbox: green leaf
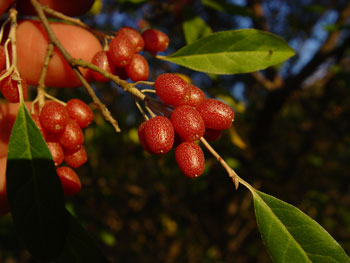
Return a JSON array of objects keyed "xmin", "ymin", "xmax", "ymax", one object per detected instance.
[
  {"xmin": 201, "ymin": 0, "xmax": 253, "ymax": 16},
  {"xmin": 158, "ymin": 29, "xmax": 295, "ymax": 74},
  {"xmin": 253, "ymin": 190, "xmax": 350, "ymax": 263},
  {"xmin": 182, "ymin": 8, "xmax": 212, "ymax": 44},
  {"xmin": 6, "ymin": 103, "xmax": 69, "ymax": 261},
  {"xmin": 57, "ymin": 212, "xmax": 110, "ymax": 263}
]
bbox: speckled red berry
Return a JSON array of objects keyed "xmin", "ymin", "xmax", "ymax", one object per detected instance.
[
  {"xmin": 171, "ymin": 105, "xmax": 205, "ymax": 142},
  {"xmin": 58, "ymin": 119, "xmax": 84, "ymax": 151},
  {"xmin": 144, "ymin": 116, "xmax": 174, "ymax": 154},
  {"xmin": 0, "ymin": 45, "xmax": 6, "ymax": 71},
  {"xmin": 66, "ymin": 99, "xmax": 93, "ymax": 128},
  {"xmin": 187, "ymin": 84, "xmax": 206, "ymax": 107},
  {"xmin": 197, "ymin": 99, "xmax": 234, "ymax": 130},
  {"xmin": 91, "ymin": 50, "xmax": 116, "ymax": 82},
  {"xmin": 204, "ymin": 128, "xmax": 222, "ymax": 142},
  {"xmin": 0, "ymin": 72, "xmax": 28, "ymax": 103},
  {"xmin": 175, "ymin": 142, "xmax": 205, "ymax": 178},
  {"xmin": 155, "ymin": 73, "xmax": 190, "ymax": 107},
  {"xmin": 125, "ymin": 54, "xmax": 149, "ymax": 82},
  {"xmin": 64, "ymin": 146, "xmax": 87, "ymax": 168},
  {"xmin": 47, "ymin": 141, "xmax": 64, "ymax": 167},
  {"xmin": 138, "ymin": 121, "xmax": 152, "ymax": 153},
  {"xmin": 56, "ymin": 166, "xmax": 82, "ymax": 196},
  {"xmin": 142, "ymin": 28, "xmax": 169, "ymax": 53},
  {"xmin": 31, "ymin": 113, "xmax": 46, "ymax": 138},
  {"xmin": 108, "ymin": 34, "xmax": 134, "ymax": 67},
  {"xmin": 117, "ymin": 27, "xmax": 144, "ymax": 53},
  {"xmin": 39, "ymin": 101, "xmax": 69, "ymax": 134}
]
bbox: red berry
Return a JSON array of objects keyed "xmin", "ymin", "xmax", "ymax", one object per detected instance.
[
  {"xmin": 0, "ymin": 72, "xmax": 28, "ymax": 103},
  {"xmin": 91, "ymin": 50, "xmax": 116, "ymax": 82},
  {"xmin": 175, "ymin": 142, "xmax": 205, "ymax": 178},
  {"xmin": 144, "ymin": 116, "xmax": 174, "ymax": 154},
  {"xmin": 64, "ymin": 146, "xmax": 87, "ymax": 168},
  {"xmin": 108, "ymin": 35, "xmax": 134, "ymax": 67},
  {"xmin": 142, "ymin": 29, "xmax": 169, "ymax": 53},
  {"xmin": 0, "ymin": 45, "xmax": 6, "ymax": 71},
  {"xmin": 117, "ymin": 27, "xmax": 144, "ymax": 53},
  {"xmin": 125, "ymin": 54, "xmax": 149, "ymax": 82},
  {"xmin": 56, "ymin": 166, "xmax": 82, "ymax": 196},
  {"xmin": 39, "ymin": 101, "xmax": 69, "ymax": 134},
  {"xmin": 204, "ymin": 128, "xmax": 222, "ymax": 142},
  {"xmin": 58, "ymin": 119, "xmax": 84, "ymax": 151},
  {"xmin": 66, "ymin": 99, "xmax": 93, "ymax": 128},
  {"xmin": 31, "ymin": 113, "xmax": 46, "ymax": 138},
  {"xmin": 197, "ymin": 99, "xmax": 234, "ymax": 130},
  {"xmin": 187, "ymin": 84, "xmax": 206, "ymax": 107},
  {"xmin": 155, "ymin": 73, "xmax": 190, "ymax": 107},
  {"xmin": 171, "ymin": 105, "xmax": 205, "ymax": 142},
  {"xmin": 46, "ymin": 141, "xmax": 64, "ymax": 167},
  {"xmin": 137, "ymin": 121, "xmax": 152, "ymax": 153}
]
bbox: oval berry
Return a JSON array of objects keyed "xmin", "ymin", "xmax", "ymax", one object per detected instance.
[
  {"xmin": 0, "ymin": 45, "xmax": 5, "ymax": 71},
  {"xmin": 46, "ymin": 141, "xmax": 64, "ymax": 167},
  {"xmin": 142, "ymin": 29, "xmax": 169, "ymax": 53},
  {"xmin": 0, "ymin": 72, "xmax": 28, "ymax": 103},
  {"xmin": 154, "ymin": 73, "xmax": 190, "ymax": 107},
  {"xmin": 58, "ymin": 119, "xmax": 84, "ymax": 151},
  {"xmin": 31, "ymin": 113, "xmax": 46, "ymax": 138},
  {"xmin": 91, "ymin": 50, "xmax": 116, "ymax": 82},
  {"xmin": 66, "ymin": 99, "xmax": 93, "ymax": 128},
  {"xmin": 56, "ymin": 166, "xmax": 81, "ymax": 196},
  {"xmin": 125, "ymin": 54, "xmax": 149, "ymax": 82},
  {"xmin": 204, "ymin": 128, "xmax": 222, "ymax": 142},
  {"xmin": 187, "ymin": 84, "xmax": 206, "ymax": 107},
  {"xmin": 117, "ymin": 27, "xmax": 144, "ymax": 53},
  {"xmin": 144, "ymin": 116, "xmax": 174, "ymax": 154},
  {"xmin": 138, "ymin": 121, "xmax": 152, "ymax": 153},
  {"xmin": 108, "ymin": 35, "xmax": 134, "ymax": 67},
  {"xmin": 196, "ymin": 99, "xmax": 234, "ymax": 130},
  {"xmin": 64, "ymin": 146, "xmax": 87, "ymax": 168},
  {"xmin": 39, "ymin": 101, "xmax": 69, "ymax": 134},
  {"xmin": 171, "ymin": 105, "xmax": 205, "ymax": 142},
  {"xmin": 175, "ymin": 142, "xmax": 205, "ymax": 178}
]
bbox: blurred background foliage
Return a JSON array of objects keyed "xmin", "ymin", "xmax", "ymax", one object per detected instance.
[{"xmin": 1, "ymin": 0, "xmax": 350, "ymax": 262}]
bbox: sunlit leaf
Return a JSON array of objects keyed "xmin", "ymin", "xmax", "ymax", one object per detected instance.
[
  {"xmin": 252, "ymin": 190, "xmax": 350, "ymax": 263},
  {"xmin": 158, "ymin": 29, "xmax": 295, "ymax": 74},
  {"xmin": 6, "ymin": 103, "xmax": 68, "ymax": 261}
]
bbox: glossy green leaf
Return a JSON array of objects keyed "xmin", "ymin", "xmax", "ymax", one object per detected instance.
[
  {"xmin": 159, "ymin": 29, "xmax": 295, "ymax": 74},
  {"xmin": 201, "ymin": 0, "xmax": 253, "ymax": 16},
  {"xmin": 182, "ymin": 8, "xmax": 212, "ymax": 44},
  {"xmin": 253, "ymin": 190, "xmax": 350, "ymax": 263},
  {"xmin": 6, "ymin": 103, "xmax": 69, "ymax": 261},
  {"xmin": 57, "ymin": 212, "xmax": 110, "ymax": 263}
]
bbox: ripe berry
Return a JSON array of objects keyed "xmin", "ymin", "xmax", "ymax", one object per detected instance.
[
  {"xmin": 108, "ymin": 35, "xmax": 134, "ymax": 67},
  {"xmin": 138, "ymin": 121, "xmax": 152, "ymax": 153},
  {"xmin": 56, "ymin": 166, "xmax": 82, "ymax": 196},
  {"xmin": 0, "ymin": 72, "xmax": 28, "ymax": 103},
  {"xmin": 46, "ymin": 141, "xmax": 64, "ymax": 167},
  {"xmin": 142, "ymin": 29, "xmax": 169, "ymax": 53},
  {"xmin": 31, "ymin": 113, "xmax": 46, "ymax": 138},
  {"xmin": 155, "ymin": 73, "xmax": 190, "ymax": 107},
  {"xmin": 187, "ymin": 84, "xmax": 206, "ymax": 107},
  {"xmin": 58, "ymin": 119, "xmax": 84, "ymax": 151},
  {"xmin": 171, "ymin": 105, "xmax": 205, "ymax": 142},
  {"xmin": 0, "ymin": 45, "xmax": 5, "ymax": 71},
  {"xmin": 66, "ymin": 99, "xmax": 93, "ymax": 128},
  {"xmin": 175, "ymin": 142, "xmax": 205, "ymax": 178},
  {"xmin": 204, "ymin": 128, "xmax": 222, "ymax": 142},
  {"xmin": 91, "ymin": 50, "xmax": 116, "ymax": 82},
  {"xmin": 125, "ymin": 54, "xmax": 149, "ymax": 82},
  {"xmin": 39, "ymin": 101, "xmax": 69, "ymax": 134},
  {"xmin": 144, "ymin": 116, "xmax": 174, "ymax": 154},
  {"xmin": 197, "ymin": 99, "xmax": 234, "ymax": 130},
  {"xmin": 117, "ymin": 27, "xmax": 144, "ymax": 53},
  {"xmin": 64, "ymin": 146, "xmax": 87, "ymax": 168}
]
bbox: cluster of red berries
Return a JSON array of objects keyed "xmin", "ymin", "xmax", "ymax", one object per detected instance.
[
  {"xmin": 32, "ymin": 99, "xmax": 93, "ymax": 196},
  {"xmin": 91, "ymin": 27, "xmax": 169, "ymax": 83},
  {"xmin": 0, "ymin": 45, "xmax": 28, "ymax": 103},
  {"xmin": 138, "ymin": 73, "xmax": 234, "ymax": 178}
]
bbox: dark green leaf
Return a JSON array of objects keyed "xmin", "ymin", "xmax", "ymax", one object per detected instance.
[
  {"xmin": 158, "ymin": 29, "xmax": 295, "ymax": 74},
  {"xmin": 201, "ymin": 0, "xmax": 253, "ymax": 16},
  {"xmin": 6, "ymin": 103, "xmax": 68, "ymax": 261},
  {"xmin": 253, "ymin": 190, "xmax": 350, "ymax": 263},
  {"xmin": 57, "ymin": 211, "xmax": 110, "ymax": 263},
  {"xmin": 182, "ymin": 7, "xmax": 212, "ymax": 44}
]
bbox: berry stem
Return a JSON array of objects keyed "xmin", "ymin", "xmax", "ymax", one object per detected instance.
[{"xmin": 135, "ymin": 99, "xmax": 149, "ymax": 121}]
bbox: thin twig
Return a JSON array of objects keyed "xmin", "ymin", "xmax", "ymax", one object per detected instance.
[{"xmin": 135, "ymin": 99, "xmax": 149, "ymax": 121}]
